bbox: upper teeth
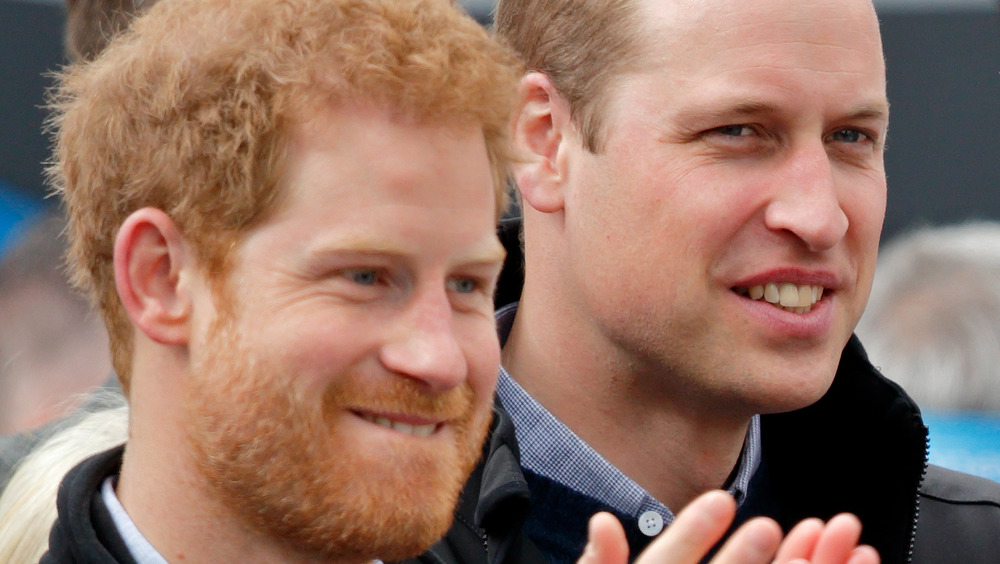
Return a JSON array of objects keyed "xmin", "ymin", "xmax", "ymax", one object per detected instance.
[
  {"xmin": 360, "ymin": 414, "xmax": 436, "ymax": 437},
  {"xmin": 742, "ymin": 283, "xmax": 823, "ymax": 313}
]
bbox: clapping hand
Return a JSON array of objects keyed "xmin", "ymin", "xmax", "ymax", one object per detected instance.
[{"xmin": 577, "ymin": 491, "xmax": 879, "ymax": 564}]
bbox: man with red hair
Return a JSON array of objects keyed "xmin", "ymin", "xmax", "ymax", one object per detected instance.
[{"xmin": 42, "ymin": 0, "xmax": 518, "ymax": 561}]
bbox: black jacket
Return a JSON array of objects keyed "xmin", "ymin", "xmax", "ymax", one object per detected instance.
[
  {"xmin": 400, "ymin": 218, "xmax": 1000, "ymax": 564},
  {"xmin": 41, "ymin": 444, "xmax": 137, "ymax": 564}
]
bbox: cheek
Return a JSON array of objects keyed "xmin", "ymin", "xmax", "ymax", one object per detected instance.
[
  {"xmin": 255, "ymin": 313, "xmax": 382, "ymax": 387},
  {"xmin": 845, "ymin": 181, "xmax": 886, "ymax": 263},
  {"xmin": 844, "ymin": 182, "xmax": 886, "ymax": 317},
  {"xmin": 843, "ymin": 168, "xmax": 886, "ymax": 233}
]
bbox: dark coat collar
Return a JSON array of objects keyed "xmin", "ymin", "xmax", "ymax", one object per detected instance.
[
  {"xmin": 43, "ymin": 444, "xmax": 136, "ymax": 564},
  {"xmin": 759, "ymin": 335, "xmax": 927, "ymax": 563}
]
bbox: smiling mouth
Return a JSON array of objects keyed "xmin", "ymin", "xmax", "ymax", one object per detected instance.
[
  {"xmin": 734, "ymin": 282, "xmax": 825, "ymax": 314},
  {"xmin": 356, "ymin": 413, "xmax": 438, "ymax": 437}
]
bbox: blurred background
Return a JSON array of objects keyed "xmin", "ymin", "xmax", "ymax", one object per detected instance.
[
  {"xmin": 1, "ymin": 0, "xmax": 998, "ymax": 479},
  {"xmin": 4, "ymin": 0, "xmax": 1000, "ymax": 242}
]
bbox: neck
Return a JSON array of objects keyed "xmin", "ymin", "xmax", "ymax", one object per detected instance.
[{"xmin": 503, "ymin": 288, "xmax": 753, "ymax": 511}]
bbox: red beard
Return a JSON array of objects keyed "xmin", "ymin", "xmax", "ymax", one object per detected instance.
[{"xmin": 184, "ymin": 310, "xmax": 491, "ymax": 562}]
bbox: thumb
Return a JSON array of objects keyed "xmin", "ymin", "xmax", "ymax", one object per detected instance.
[
  {"xmin": 635, "ymin": 490, "xmax": 736, "ymax": 564},
  {"xmin": 578, "ymin": 512, "xmax": 630, "ymax": 564}
]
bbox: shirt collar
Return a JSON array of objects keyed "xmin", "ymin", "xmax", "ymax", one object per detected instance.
[{"xmin": 101, "ymin": 476, "xmax": 171, "ymax": 564}]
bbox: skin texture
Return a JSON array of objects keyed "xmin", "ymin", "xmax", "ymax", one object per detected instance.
[
  {"xmin": 114, "ymin": 103, "xmax": 506, "ymax": 564},
  {"xmin": 504, "ymin": 0, "xmax": 889, "ymax": 512}
]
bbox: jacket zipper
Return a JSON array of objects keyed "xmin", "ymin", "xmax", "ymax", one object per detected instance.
[{"xmin": 905, "ymin": 429, "xmax": 931, "ymax": 563}]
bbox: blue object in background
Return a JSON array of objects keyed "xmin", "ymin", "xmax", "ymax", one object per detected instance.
[
  {"xmin": 0, "ymin": 180, "xmax": 45, "ymax": 259},
  {"xmin": 923, "ymin": 411, "xmax": 1000, "ymax": 483}
]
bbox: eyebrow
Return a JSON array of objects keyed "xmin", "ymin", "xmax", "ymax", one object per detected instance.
[
  {"xmin": 682, "ymin": 100, "xmax": 890, "ymax": 124},
  {"xmin": 673, "ymin": 100, "xmax": 781, "ymax": 125},
  {"xmin": 707, "ymin": 101, "xmax": 781, "ymax": 119},
  {"xmin": 308, "ymin": 234, "xmax": 507, "ymax": 265},
  {"xmin": 841, "ymin": 103, "xmax": 891, "ymax": 123},
  {"xmin": 461, "ymin": 240, "xmax": 508, "ymax": 266}
]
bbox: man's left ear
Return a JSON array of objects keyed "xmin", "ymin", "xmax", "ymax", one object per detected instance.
[
  {"xmin": 113, "ymin": 207, "xmax": 195, "ymax": 345},
  {"xmin": 511, "ymin": 72, "xmax": 575, "ymax": 214}
]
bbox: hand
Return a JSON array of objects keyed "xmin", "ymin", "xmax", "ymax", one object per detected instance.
[
  {"xmin": 576, "ymin": 490, "xmax": 879, "ymax": 564},
  {"xmin": 772, "ymin": 512, "xmax": 879, "ymax": 564}
]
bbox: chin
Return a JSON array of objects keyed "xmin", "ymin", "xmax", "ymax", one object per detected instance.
[{"xmin": 757, "ymin": 371, "xmax": 839, "ymax": 415}]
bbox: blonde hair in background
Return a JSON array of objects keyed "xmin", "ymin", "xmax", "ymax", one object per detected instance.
[
  {"xmin": 48, "ymin": 0, "xmax": 523, "ymax": 396},
  {"xmin": 857, "ymin": 221, "xmax": 1000, "ymax": 411},
  {"xmin": 0, "ymin": 401, "xmax": 128, "ymax": 563}
]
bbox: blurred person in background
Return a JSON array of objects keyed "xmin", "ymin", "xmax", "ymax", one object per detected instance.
[
  {"xmin": 0, "ymin": 403, "xmax": 128, "ymax": 563},
  {"xmin": 0, "ymin": 212, "xmax": 112, "ymax": 437},
  {"xmin": 857, "ymin": 221, "xmax": 1000, "ymax": 482},
  {"xmin": 0, "ymin": 0, "xmax": 153, "ymax": 490},
  {"xmin": 0, "ymin": 180, "xmax": 45, "ymax": 258}
]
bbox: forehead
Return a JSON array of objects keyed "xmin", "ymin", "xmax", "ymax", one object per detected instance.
[
  {"xmin": 284, "ymin": 101, "xmax": 491, "ymax": 202},
  {"xmin": 240, "ymin": 101, "xmax": 501, "ymax": 260},
  {"xmin": 636, "ymin": 0, "xmax": 883, "ymax": 54},
  {"xmin": 625, "ymin": 0, "xmax": 886, "ymax": 111}
]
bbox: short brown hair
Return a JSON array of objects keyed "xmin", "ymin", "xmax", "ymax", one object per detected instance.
[
  {"xmin": 48, "ymin": 0, "xmax": 522, "ymax": 393},
  {"xmin": 494, "ymin": 0, "xmax": 645, "ymax": 152}
]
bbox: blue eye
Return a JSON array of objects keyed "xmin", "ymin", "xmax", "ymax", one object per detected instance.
[
  {"xmin": 347, "ymin": 269, "xmax": 378, "ymax": 285},
  {"xmin": 448, "ymin": 278, "xmax": 477, "ymax": 294},
  {"xmin": 715, "ymin": 125, "xmax": 752, "ymax": 137},
  {"xmin": 831, "ymin": 129, "xmax": 867, "ymax": 143}
]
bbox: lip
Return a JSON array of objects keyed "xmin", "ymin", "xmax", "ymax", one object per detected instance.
[
  {"xmin": 351, "ymin": 409, "xmax": 445, "ymax": 437},
  {"xmin": 728, "ymin": 268, "xmax": 840, "ymax": 340},
  {"xmin": 354, "ymin": 410, "xmax": 441, "ymax": 426},
  {"xmin": 730, "ymin": 289, "xmax": 835, "ymax": 340},
  {"xmin": 730, "ymin": 267, "xmax": 840, "ymax": 291}
]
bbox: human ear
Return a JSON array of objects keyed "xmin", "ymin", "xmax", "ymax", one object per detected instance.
[
  {"xmin": 512, "ymin": 72, "xmax": 573, "ymax": 214},
  {"xmin": 113, "ymin": 207, "xmax": 193, "ymax": 345}
]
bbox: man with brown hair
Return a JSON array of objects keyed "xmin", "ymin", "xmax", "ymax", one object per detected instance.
[
  {"xmin": 41, "ymin": 0, "xmax": 519, "ymax": 561},
  {"xmin": 408, "ymin": 0, "xmax": 1000, "ymax": 563}
]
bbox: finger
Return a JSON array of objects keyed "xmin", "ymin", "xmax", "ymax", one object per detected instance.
[
  {"xmin": 707, "ymin": 516, "xmax": 783, "ymax": 564},
  {"xmin": 578, "ymin": 512, "xmax": 630, "ymax": 564},
  {"xmin": 634, "ymin": 490, "xmax": 736, "ymax": 564},
  {"xmin": 847, "ymin": 545, "xmax": 880, "ymax": 564},
  {"xmin": 810, "ymin": 513, "xmax": 864, "ymax": 564},
  {"xmin": 773, "ymin": 517, "xmax": 824, "ymax": 562}
]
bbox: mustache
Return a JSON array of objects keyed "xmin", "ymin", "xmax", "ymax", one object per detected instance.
[{"xmin": 321, "ymin": 376, "xmax": 477, "ymax": 422}]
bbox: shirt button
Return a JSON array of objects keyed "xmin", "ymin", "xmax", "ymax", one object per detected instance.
[{"xmin": 638, "ymin": 510, "xmax": 664, "ymax": 536}]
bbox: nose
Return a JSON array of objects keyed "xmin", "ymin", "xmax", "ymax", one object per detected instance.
[
  {"xmin": 379, "ymin": 289, "xmax": 467, "ymax": 393},
  {"xmin": 763, "ymin": 142, "xmax": 849, "ymax": 252}
]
